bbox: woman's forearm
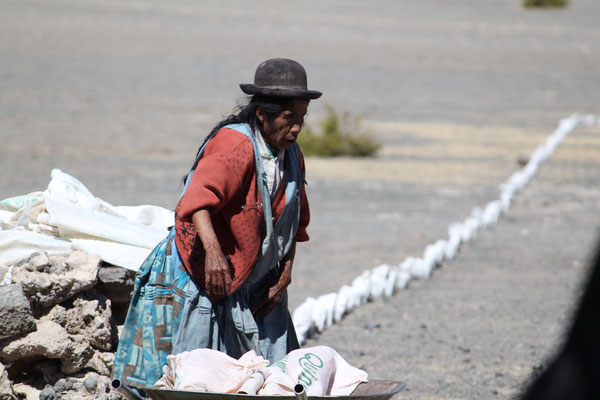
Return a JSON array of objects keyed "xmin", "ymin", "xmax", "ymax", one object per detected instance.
[{"xmin": 191, "ymin": 209, "xmax": 221, "ymax": 252}]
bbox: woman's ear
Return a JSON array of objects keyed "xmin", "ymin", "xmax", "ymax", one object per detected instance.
[{"xmin": 255, "ymin": 106, "xmax": 265, "ymax": 125}]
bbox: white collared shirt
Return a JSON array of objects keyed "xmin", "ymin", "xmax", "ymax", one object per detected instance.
[{"xmin": 255, "ymin": 128, "xmax": 285, "ymax": 199}]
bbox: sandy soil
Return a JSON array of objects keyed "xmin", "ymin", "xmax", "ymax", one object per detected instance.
[{"xmin": 1, "ymin": 1, "xmax": 600, "ymax": 398}]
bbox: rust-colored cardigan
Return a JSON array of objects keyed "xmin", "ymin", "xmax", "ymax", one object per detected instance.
[{"xmin": 175, "ymin": 128, "xmax": 310, "ymax": 300}]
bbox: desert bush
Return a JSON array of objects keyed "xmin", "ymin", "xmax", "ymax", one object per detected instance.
[
  {"xmin": 298, "ymin": 105, "xmax": 380, "ymax": 157},
  {"xmin": 523, "ymin": 0, "xmax": 568, "ymax": 8}
]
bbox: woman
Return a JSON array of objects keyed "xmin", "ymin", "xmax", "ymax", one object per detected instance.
[{"xmin": 112, "ymin": 58, "xmax": 321, "ymax": 388}]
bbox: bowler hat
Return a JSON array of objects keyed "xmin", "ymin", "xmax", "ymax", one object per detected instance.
[{"xmin": 240, "ymin": 58, "xmax": 322, "ymax": 100}]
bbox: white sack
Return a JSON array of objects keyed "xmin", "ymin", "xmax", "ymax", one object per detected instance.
[
  {"xmin": 317, "ymin": 293, "xmax": 337, "ymax": 328},
  {"xmin": 113, "ymin": 205, "xmax": 174, "ymax": 230},
  {"xmin": 154, "ymin": 349, "xmax": 268, "ymax": 392},
  {"xmin": 370, "ymin": 264, "xmax": 389, "ymax": 298},
  {"xmin": 44, "ymin": 195, "xmax": 166, "ymax": 249},
  {"xmin": 237, "ymin": 370, "xmax": 268, "ymax": 395},
  {"xmin": 46, "ymin": 169, "xmax": 112, "ymax": 211},
  {"xmin": 351, "ymin": 271, "xmax": 371, "ymax": 304},
  {"xmin": 71, "ymin": 239, "xmax": 152, "ymax": 271},
  {"xmin": 0, "ymin": 193, "xmax": 42, "ymax": 211},
  {"xmin": 293, "ymin": 297, "xmax": 317, "ymax": 343},
  {"xmin": 253, "ymin": 368, "xmax": 295, "ymax": 395},
  {"xmin": 260, "ymin": 346, "xmax": 368, "ymax": 396},
  {"xmin": 334, "ymin": 285, "xmax": 353, "ymax": 322},
  {"xmin": 0, "ymin": 230, "xmax": 72, "ymax": 268},
  {"xmin": 384, "ymin": 267, "xmax": 397, "ymax": 296},
  {"xmin": 0, "ymin": 210, "xmax": 15, "ymax": 226}
]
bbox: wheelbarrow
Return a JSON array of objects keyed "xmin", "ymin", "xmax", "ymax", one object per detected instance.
[{"xmin": 112, "ymin": 379, "xmax": 406, "ymax": 400}]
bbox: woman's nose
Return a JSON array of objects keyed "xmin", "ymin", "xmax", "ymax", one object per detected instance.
[{"xmin": 290, "ymin": 122, "xmax": 303, "ymax": 134}]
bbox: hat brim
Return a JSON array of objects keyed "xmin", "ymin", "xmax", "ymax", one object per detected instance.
[{"xmin": 240, "ymin": 84, "xmax": 322, "ymax": 100}]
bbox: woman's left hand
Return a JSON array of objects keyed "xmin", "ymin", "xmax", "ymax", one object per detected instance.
[
  {"xmin": 252, "ymin": 242, "xmax": 296, "ymax": 317},
  {"xmin": 252, "ymin": 273, "xmax": 291, "ymax": 317}
]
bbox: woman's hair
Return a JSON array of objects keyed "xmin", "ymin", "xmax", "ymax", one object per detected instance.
[{"xmin": 184, "ymin": 95, "xmax": 295, "ymax": 180}]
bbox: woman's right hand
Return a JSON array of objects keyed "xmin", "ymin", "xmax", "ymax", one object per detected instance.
[
  {"xmin": 191, "ymin": 209, "xmax": 232, "ymax": 298},
  {"xmin": 204, "ymin": 243, "xmax": 232, "ymax": 297}
]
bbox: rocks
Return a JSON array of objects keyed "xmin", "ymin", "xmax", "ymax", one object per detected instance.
[
  {"xmin": 45, "ymin": 295, "xmax": 114, "ymax": 351},
  {"xmin": 95, "ymin": 264, "xmax": 135, "ymax": 305},
  {"xmin": 0, "ymin": 265, "xmax": 10, "ymax": 287},
  {"xmin": 0, "ymin": 250, "xmax": 136, "ymax": 399},
  {"xmin": 0, "ymin": 362, "xmax": 16, "ymax": 400},
  {"xmin": 39, "ymin": 386, "xmax": 57, "ymax": 400},
  {"xmin": 11, "ymin": 383, "xmax": 39, "ymax": 400},
  {"xmin": 34, "ymin": 361, "xmax": 65, "ymax": 387},
  {"xmin": 53, "ymin": 372, "xmax": 118, "ymax": 400},
  {"xmin": 1, "ymin": 319, "xmax": 94, "ymax": 374},
  {"xmin": 14, "ymin": 251, "xmax": 50, "ymax": 272},
  {"xmin": 1, "ymin": 315, "xmax": 114, "ymax": 378},
  {"xmin": 82, "ymin": 374, "xmax": 99, "ymax": 391},
  {"xmin": 0, "ymin": 284, "xmax": 36, "ymax": 341},
  {"xmin": 11, "ymin": 251, "xmax": 100, "ymax": 308}
]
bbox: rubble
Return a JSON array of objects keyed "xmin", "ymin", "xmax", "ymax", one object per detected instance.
[
  {"xmin": 0, "ymin": 284, "xmax": 36, "ymax": 341},
  {"xmin": 12, "ymin": 383, "xmax": 39, "ymax": 400},
  {"xmin": 0, "ymin": 362, "xmax": 15, "ymax": 400},
  {"xmin": 1, "ymin": 319, "xmax": 95, "ymax": 374},
  {"xmin": 45, "ymin": 295, "xmax": 115, "ymax": 351},
  {"xmin": 52, "ymin": 372, "xmax": 118, "ymax": 400},
  {"xmin": 11, "ymin": 251, "xmax": 100, "ymax": 308},
  {"xmin": 0, "ymin": 251, "xmax": 135, "ymax": 399},
  {"xmin": 95, "ymin": 265, "xmax": 135, "ymax": 305}
]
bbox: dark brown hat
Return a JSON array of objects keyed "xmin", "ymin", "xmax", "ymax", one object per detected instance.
[{"xmin": 240, "ymin": 58, "xmax": 322, "ymax": 100}]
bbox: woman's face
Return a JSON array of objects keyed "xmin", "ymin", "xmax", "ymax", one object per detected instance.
[{"xmin": 257, "ymin": 98, "xmax": 309, "ymax": 151}]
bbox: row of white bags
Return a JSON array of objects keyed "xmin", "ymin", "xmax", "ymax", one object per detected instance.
[{"xmin": 292, "ymin": 113, "xmax": 597, "ymax": 343}]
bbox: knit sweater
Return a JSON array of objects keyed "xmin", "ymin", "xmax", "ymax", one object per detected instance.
[{"xmin": 174, "ymin": 128, "xmax": 310, "ymax": 299}]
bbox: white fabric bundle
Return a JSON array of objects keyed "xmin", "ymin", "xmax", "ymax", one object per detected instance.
[
  {"xmin": 369, "ymin": 264, "xmax": 389, "ymax": 298},
  {"xmin": 0, "ymin": 230, "xmax": 72, "ymax": 268},
  {"xmin": 0, "ymin": 169, "xmax": 175, "ymax": 275},
  {"xmin": 154, "ymin": 349, "xmax": 269, "ymax": 392},
  {"xmin": 334, "ymin": 285, "xmax": 355, "ymax": 321},
  {"xmin": 253, "ymin": 346, "xmax": 368, "ymax": 396},
  {"xmin": 292, "ymin": 297, "xmax": 319, "ymax": 343}
]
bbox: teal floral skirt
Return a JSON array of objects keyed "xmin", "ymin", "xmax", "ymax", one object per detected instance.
[{"xmin": 112, "ymin": 229, "xmax": 190, "ymax": 387}]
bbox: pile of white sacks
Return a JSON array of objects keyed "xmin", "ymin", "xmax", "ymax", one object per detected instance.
[
  {"xmin": 0, "ymin": 169, "xmax": 174, "ymax": 279},
  {"xmin": 291, "ymin": 113, "xmax": 597, "ymax": 343}
]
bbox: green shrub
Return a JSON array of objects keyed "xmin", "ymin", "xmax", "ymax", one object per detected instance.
[
  {"xmin": 298, "ymin": 105, "xmax": 380, "ymax": 157},
  {"xmin": 523, "ymin": 0, "xmax": 568, "ymax": 8}
]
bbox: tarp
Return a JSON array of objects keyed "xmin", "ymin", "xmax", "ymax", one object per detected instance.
[
  {"xmin": 0, "ymin": 230, "xmax": 73, "ymax": 267},
  {"xmin": 0, "ymin": 169, "xmax": 174, "ymax": 275}
]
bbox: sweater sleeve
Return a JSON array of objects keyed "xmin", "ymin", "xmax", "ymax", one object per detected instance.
[{"xmin": 177, "ymin": 130, "xmax": 253, "ymax": 222}]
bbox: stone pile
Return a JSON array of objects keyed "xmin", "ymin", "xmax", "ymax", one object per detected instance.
[{"xmin": 0, "ymin": 251, "xmax": 135, "ymax": 400}]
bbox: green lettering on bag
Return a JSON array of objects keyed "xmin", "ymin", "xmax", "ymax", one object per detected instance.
[
  {"xmin": 297, "ymin": 353, "xmax": 324, "ymax": 388},
  {"xmin": 272, "ymin": 355, "xmax": 289, "ymax": 373}
]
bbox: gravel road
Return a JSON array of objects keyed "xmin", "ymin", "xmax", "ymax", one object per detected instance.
[{"xmin": 1, "ymin": 1, "xmax": 599, "ymax": 398}]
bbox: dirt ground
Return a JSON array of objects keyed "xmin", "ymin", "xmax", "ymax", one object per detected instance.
[
  {"xmin": 1, "ymin": 0, "xmax": 600, "ymax": 398},
  {"xmin": 302, "ymin": 123, "xmax": 600, "ymax": 399}
]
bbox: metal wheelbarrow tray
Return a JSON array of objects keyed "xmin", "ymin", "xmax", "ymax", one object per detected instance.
[{"xmin": 141, "ymin": 380, "xmax": 406, "ymax": 400}]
